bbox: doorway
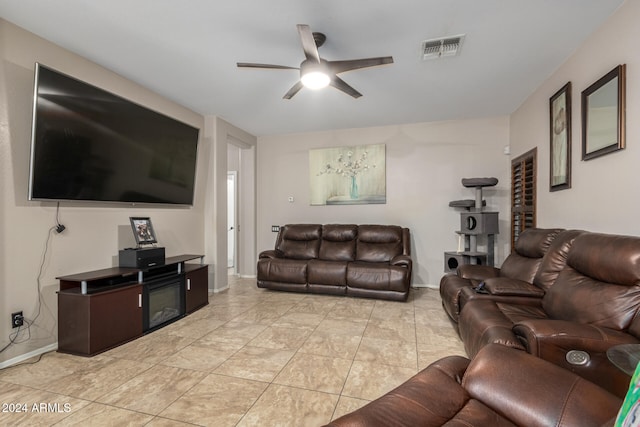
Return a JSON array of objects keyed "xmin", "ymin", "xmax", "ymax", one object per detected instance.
[{"xmin": 227, "ymin": 171, "xmax": 237, "ymax": 273}]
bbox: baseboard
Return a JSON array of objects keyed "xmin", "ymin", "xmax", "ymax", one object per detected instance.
[
  {"xmin": 239, "ymin": 274, "xmax": 257, "ymax": 279},
  {"xmin": 411, "ymin": 283, "xmax": 439, "ymax": 290},
  {"xmin": 210, "ymin": 286, "xmax": 229, "ymax": 293},
  {"xmin": 0, "ymin": 342, "xmax": 58, "ymax": 369}
]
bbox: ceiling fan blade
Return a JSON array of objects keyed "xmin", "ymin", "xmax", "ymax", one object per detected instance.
[
  {"xmin": 328, "ymin": 57, "xmax": 394, "ymax": 74},
  {"xmin": 283, "ymin": 81, "xmax": 304, "ymax": 99},
  {"xmin": 330, "ymin": 76, "xmax": 362, "ymax": 98},
  {"xmin": 237, "ymin": 62, "xmax": 299, "ymax": 70},
  {"xmin": 297, "ymin": 24, "xmax": 321, "ymax": 63}
]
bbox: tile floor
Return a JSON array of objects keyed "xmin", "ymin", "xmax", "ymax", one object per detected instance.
[{"xmin": 0, "ymin": 277, "xmax": 466, "ymax": 426}]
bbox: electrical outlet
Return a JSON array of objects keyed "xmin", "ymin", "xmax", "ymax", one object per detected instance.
[
  {"xmin": 11, "ymin": 311, "xmax": 23, "ymax": 328},
  {"xmin": 271, "ymin": 225, "xmax": 280, "ymax": 232}
]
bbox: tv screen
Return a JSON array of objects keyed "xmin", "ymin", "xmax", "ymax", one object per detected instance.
[{"xmin": 28, "ymin": 63, "xmax": 200, "ymax": 205}]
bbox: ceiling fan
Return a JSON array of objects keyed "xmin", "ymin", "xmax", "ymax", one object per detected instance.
[{"xmin": 237, "ymin": 24, "xmax": 393, "ymax": 99}]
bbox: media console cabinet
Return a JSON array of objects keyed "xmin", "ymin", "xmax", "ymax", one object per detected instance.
[{"xmin": 57, "ymin": 254, "xmax": 208, "ymax": 356}]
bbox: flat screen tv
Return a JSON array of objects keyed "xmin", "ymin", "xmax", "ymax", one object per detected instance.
[{"xmin": 28, "ymin": 63, "xmax": 200, "ymax": 205}]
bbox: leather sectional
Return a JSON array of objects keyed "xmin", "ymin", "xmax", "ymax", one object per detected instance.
[
  {"xmin": 325, "ymin": 343, "xmax": 621, "ymax": 427},
  {"xmin": 257, "ymin": 224, "xmax": 412, "ymax": 301},
  {"xmin": 440, "ymin": 228, "xmax": 640, "ymax": 398}
]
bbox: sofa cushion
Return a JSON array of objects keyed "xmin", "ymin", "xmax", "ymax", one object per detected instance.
[
  {"xmin": 308, "ymin": 259, "xmax": 348, "ymax": 286},
  {"xmin": 256, "ymin": 258, "xmax": 308, "ymax": 284},
  {"xmin": 543, "ymin": 233, "xmax": 640, "ymax": 331},
  {"xmin": 276, "ymin": 224, "xmax": 322, "ymax": 260},
  {"xmin": 532, "ymin": 230, "xmax": 584, "ymax": 292},
  {"xmin": 356, "ymin": 225, "xmax": 403, "ymax": 262},
  {"xmin": 347, "ymin": 262, "xmax": 409, "ymax": 293},
  {"xmin": 499, "ymin": 228, "xmax": 563, "ymax": 283},
  {"xmin": 318, "ymin": 224, "xmax": 357, "ymax": 261}
]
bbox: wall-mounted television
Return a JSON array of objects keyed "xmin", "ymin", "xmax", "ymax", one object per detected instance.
[{"xmin": 28, "ymin": 63, "xmax": 200, "ymax": 205}]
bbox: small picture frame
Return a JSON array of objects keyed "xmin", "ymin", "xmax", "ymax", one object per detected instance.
[
  {"xmin": 550, "ymin": 82, "xmax": 571, "ymax": 191},
  {"xmin": 130, "ymin": 217, "xmax": 157, "ymax": 245}
]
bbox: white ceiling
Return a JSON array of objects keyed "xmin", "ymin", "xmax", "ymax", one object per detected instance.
[{"xmin": 0, "ymin": 0, "xmax": 624, "ymax": 136}]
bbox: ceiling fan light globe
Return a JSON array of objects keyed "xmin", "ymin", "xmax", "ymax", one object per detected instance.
[{"xmin": 301, "ymin": 71, "xmax": 330, "ymax": 89}]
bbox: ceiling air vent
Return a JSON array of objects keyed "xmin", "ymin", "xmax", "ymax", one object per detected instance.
[{"xmin": 421, "ymin": 34, "xmax": 465, "ymax": 60}]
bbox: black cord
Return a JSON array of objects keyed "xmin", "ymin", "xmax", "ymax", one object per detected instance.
[
  {"xmin": 0, "ymin": 217, "xmax": 57, "ymax": 361},
  {"xmin": 55, "ymin": 202, "xmax": 65, "ymax": 233}
]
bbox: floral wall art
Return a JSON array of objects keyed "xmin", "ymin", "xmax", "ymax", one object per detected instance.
[{"xmin": 309, "ymin": 143, "xmax": 386, "ymax": 205}]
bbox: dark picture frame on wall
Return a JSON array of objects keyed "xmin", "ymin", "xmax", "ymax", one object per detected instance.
[
  {"xmin": 581, "ymin": 64, "xmax": 626, "ymax": 161},
  {"xmin": 550, "ymin": 82, "xmax": 571, "ymax": 191}
]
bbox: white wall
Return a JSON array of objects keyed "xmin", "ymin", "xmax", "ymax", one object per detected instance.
[
  {"xmin": 0, "ymin": 20, "xmax": 207, "ymax": 364},
  {"xmin": 257, "ymin": 117, "xmax": 511, "ymax": 286},
  {"xmin": 510, "ymin": 0, "xmax": 637, "ymax": 234},
  {"xmin": 204, "ymin": 116, "xmax": 256, "ymax": 292}
]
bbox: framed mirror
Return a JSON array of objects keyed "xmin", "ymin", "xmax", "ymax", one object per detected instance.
[{"xmin": 581, "ymin": 64, "xmax": 626, "ymax": 160}]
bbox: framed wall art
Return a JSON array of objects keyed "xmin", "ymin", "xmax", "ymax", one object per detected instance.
[
  {"xmin": 581, "ymin": 64, "xmax": 626, "ymax": 161},
  {"xmin": 550, "ymin": 82, "xmax": 571, "ymax": 191},
  {"xmin": 310, "ymin": 143, "xmax": 386, "ymax": 205}
]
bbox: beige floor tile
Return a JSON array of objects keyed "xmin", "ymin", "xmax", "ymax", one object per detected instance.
[
  {"xmin": 96, "ymin": 365, "xmax": 207, "ymax": 415},
  {"xmin": 0, "ymin": 278, "xmax": 466, "ymax": 426},
  {"xmin": 364, "ymin": 318, "xmax": 416, "ymax": 342},
  {"xmin": 274, "ymin": 352, "xmax": 353, "ymax": 394},
  {"xmin": 248, "ymin": 325, "xmax": 312, "ymax": 350},
  {"xmin": 105, "ymin": 333, "xmax": 196, "ymax": 365},
  {"xmin": 332, "ymin": 395, "xmax": 371, "ymax": 421},
  {"xmin": 342, "ymin": 360, "xmax": 417, "ymax": 401},
  {"xmin": 159, "ymin": 373, "xmax": 268, "ymax": 426},
  {"xmin": 288, "ymin": 297, "xmax": 339, "ymax": 315},
  {"xmin": 237, "ymin": 384, "xmax": 338, "ymax": 427},
  {"xmin": 43, "ymin": 357, "xmax": 155, "ymax": 401},
  {"xmin": 53, "ymin": 402, "xmax": 153, "ymax": 426},
  {"xmin": 298, "ymin": 330, "xmax": 362, "ymax": 359},
  {"xmin": 316, "ymin": 317, "xmax": 368, "ymax": 336},
  {"xmin": 159, "ymin": 316, "xmax": 227, "ymax": 339},
  {"xmin": 146, "ymin": 417, "xmax": 196, "ymax": 426},
  {"xmin": 0, "ymin": 382, "xmax": 91, "ymax": 426},
  {"xmin": 214, "ymin": 345, "xmax": 295, "ymax": 382},
  {"xmin": 0, "ymin": 351, "xmax": 103, "ymax": 389},
  {"xmin": 328, "ymin": 300, "xmax": 375, "ymax": 320},
  {"xmin": 417, "ymin": 338, "xmax": 467, "ymax": 369},
  {"xmin": 193, "ymin": 321, "xmax": 267, "ymax": 347},
  {"xmin": 370, "ymin": 300, "xmax": 415, "ymax": 322},
  {"xmin": 159, "ymin": 343, "xmax": 237, "ymax": 372},
  {"xmin": 355, "ymin": 336, "xmax": 418, "ymax": 369},
  {"xmin": 271, "ymin": 311, "xmax": 326, "ymax": 330}
]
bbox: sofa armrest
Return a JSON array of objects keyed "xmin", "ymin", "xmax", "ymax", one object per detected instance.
[
  {"xmin": 513, "ymin": 319, "xmax": 639, "ymax": 398},
  {"xmin": 390, "ymin": 254, "xmax": 412, "ymax": 268},
  {"xmin": 258, "ymin": 249, "xmax": 283, "ymax": 259},
  {"xmin": 482, "ymin": 277, "xmax": 544, "ymax": 297},
  {"xmin": 513, "ymin": 319, "xmax": 640, "ymax": 357},
  {"xmin": 463, "ymin": 344, "xmax": 621, "ymax": 427},
  {"xmin": 457, "ymin": 264, "xmax": 500, "ymax": 280},
  {"xmin": 325, "ymin": 355, "xmax": 471, "ymax": 427}
]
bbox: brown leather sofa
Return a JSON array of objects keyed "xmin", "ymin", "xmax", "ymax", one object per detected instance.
[
  {"xmin": 325, "ymin": 344, "xmax": 621, "ymax": 427},
  {"xmin": 257, "ymin": 224, "xmax": 412, "ymax": 301},
  {"xmin": 456, "ymin": 231, "xmax": 640, "ymax": 398},
  {"xmin": 440, "ymin": 227, "xmax": 568, "ymax": 325}
]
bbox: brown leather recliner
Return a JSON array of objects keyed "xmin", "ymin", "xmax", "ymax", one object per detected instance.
[
  {"xmin": 440, "ymin": 228, "xmax": 565, "ymax": 325},
  {"xmin": 458, "ymin": 231, "xmax": 640, "ymax": 398},
  {"xmin": 325, "ymin": 344, "xmax": 621, "ymax": 427},
  {"xmin": 257, "ymin": 224, "xmax": 412, "ymax": 301}
]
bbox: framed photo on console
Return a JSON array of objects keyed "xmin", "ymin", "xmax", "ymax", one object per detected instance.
[{"xmin": 130, "ymin": 217, "xmax": 157, "ymax": 245}]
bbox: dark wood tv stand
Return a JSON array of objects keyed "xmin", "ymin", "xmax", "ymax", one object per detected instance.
[{"xmin": 57, "ymin": 254, "xmax": 208, "ymax": 356}]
